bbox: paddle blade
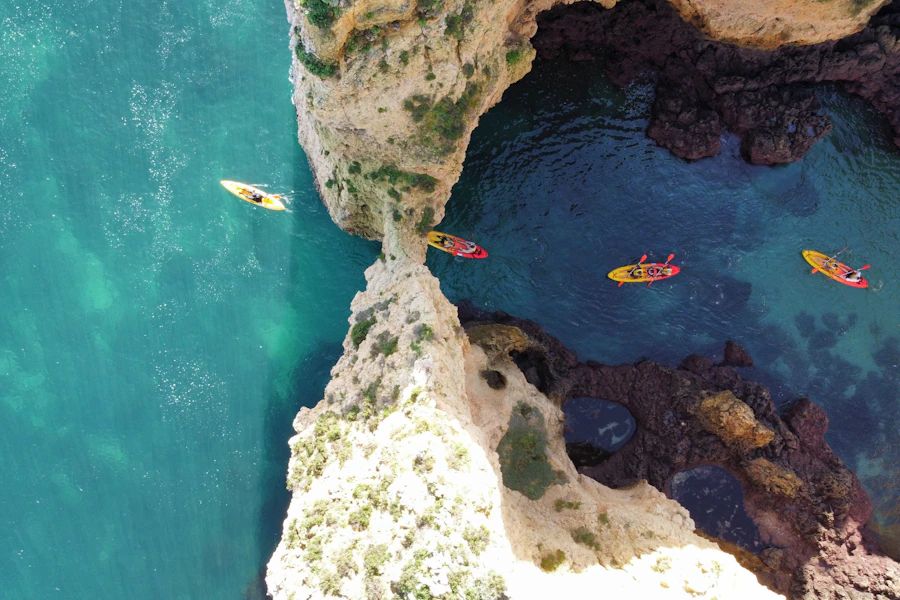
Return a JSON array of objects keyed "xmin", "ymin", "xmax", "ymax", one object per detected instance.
[
  {"xmin": 810, "ymin": 268, "xmax": 818, "ymax": 274},
  {"xmin": 639, "ymin": 254, "xmax": 647, "ymax": 264},
  {"xmin": 859, "ymin": 264, "xmax": 871, "ymax": 271},
  {"xmin": 618, "ymin": 281, "xmax": 624, "ymax": 288},
  {"xmin": 665, "ymin": 253, "xmax": 675, "ymax": 263}
]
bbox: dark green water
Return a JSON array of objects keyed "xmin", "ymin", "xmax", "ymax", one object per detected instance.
[{"xmin": 2, "ymin": 2, "xmax": 897, "ymax": 598}]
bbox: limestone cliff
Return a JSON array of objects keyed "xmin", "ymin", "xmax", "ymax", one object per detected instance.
[
  {"xmin": 286, "ymin": 0, "xmax": 897, "ymax": 246},
  {"xmin": 284, "ymin": 0, "xmax": 569, "ymax": 244},
  {"xmin": 266, "ymin": 259, "xmax": 782, "ymax": 599},
  {"xmin": 268, "ymin": 0, "xmax": 898, "ymax": 598},
  {"xmin": 666, "ymin": 0, "xmax": 890, "ymax": 48}
]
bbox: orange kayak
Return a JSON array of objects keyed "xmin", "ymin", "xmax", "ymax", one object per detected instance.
[{"xmin": 802, "ymin": 250, "xmax": 868, "ymax": 289}]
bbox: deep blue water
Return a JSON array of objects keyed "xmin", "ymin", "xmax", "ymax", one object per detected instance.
[{"xmin": 432, "ymin": 60, "xmax": 899, "ymax": 550}]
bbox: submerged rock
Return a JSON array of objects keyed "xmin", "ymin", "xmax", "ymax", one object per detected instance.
[{"xmin": 723, "ymin": 340, "xmax": 754, "ymax": 367}]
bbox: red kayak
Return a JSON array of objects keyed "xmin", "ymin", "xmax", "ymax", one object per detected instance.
[{"xmin": 427, "ymin": 231, "xmax": 488, "ymax": 259}]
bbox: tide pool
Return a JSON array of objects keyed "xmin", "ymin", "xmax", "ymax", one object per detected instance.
[{"xmin": 433, "ymin": 59, "xmax": 898, "ymax": 549}]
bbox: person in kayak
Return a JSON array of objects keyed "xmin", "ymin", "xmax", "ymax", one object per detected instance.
[
  {"xmin": 843, "ymin": 269, "xmax": 862, "ymax": 282},
  {"xmin": 248, "ymin": 191, "xmax": 264, "ymax": 203},
  {"xmin": 436, "ymin": 235, "xmax": 454, "ymax": 250},
  {"xmin": 646, "ymin": 266, "xmax": 673, "ymax": 279}
]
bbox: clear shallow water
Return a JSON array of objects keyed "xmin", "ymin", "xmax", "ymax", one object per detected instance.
[
  {"xmin": 0, "ymin": 1, "xmax": 375, "ymax": 598},
  {"xmin": 433, "ymin": 60, "xmax": 899, "ymax": 546}
]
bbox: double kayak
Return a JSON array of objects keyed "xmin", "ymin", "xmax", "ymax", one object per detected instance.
[
  {"xmin": 608, "ymin": 263, "xmax": 680, "ymax": 283},
  {"xmin": 220, "ymin": 180, "xmax": 286, "ymax": 211},
  {"xmin": 802, "ymin": 249, "xmax": 868, "ymax": 288},
  {"xmin": 427, "ymin": 231, "xmax": 488, "ymax": 259}
]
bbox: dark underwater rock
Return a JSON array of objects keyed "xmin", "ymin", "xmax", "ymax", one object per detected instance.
[
  {"xmin": 723, "ymin": 340, "xmax": 754, "ymax": 367},
  {"xmin": 533, "ymin": 0, "xmax": 900, "ymax": 164},
  {"xmin": 460, "ymin": 306, "xmax": 900, "ymax": 599}
]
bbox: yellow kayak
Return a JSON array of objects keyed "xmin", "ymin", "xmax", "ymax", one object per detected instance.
[
  {"xmin": 220, "ymin": 180, "xmax": 286, "ymax": 211},
  {"xmin": 608, "ymin": 262, "xmax": 680, "ymax": 283},
  {"xmin": 801, "ymin": 250, "xmax": 868, "ymax": 288}
]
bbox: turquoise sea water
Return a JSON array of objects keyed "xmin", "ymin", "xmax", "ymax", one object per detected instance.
[
  {"xmin": 0, "ymin": 2, "xmax": 375, "ymax": 597},
  {"xmin": 2, "ymin": 2, "xmax": 898, "ymax": 599},
  {"xmin": 434, "ymin": 61, "xmax": 899, "ymax": 549}
]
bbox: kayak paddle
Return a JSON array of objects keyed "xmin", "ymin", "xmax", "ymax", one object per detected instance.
[
  {"xmin": 811, "ymin": 247, "xmax": 849, "ymax": 274},
  {"xmin": 648, "ymin": 253, "xmax": 675, "ymax": 288},
  {"xmin": 840, "ymin": 264, "xmax": 870, "ymax": 276},
  {"xmin": 619, "ymin": 254, "xmax": 647, "ymax": 287}
]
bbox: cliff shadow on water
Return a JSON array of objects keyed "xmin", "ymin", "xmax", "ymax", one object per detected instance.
[
  {"xmin": 430, "ymin": 0, "xmax": 900, "ymax": 576},
  {"xmin": 248, "ymin": 155, "xmax": 372, "ymax": 599}
]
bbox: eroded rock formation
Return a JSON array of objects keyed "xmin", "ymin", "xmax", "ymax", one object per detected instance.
[
  {"xmin": 270, "ymin": 0, "xmax": 899, "ymax": 598},
  {"xmin": 266, "ymin": 261, "xmax": 782, "ymax": 599},
  {"xmin": 457, "ymin": 305, "xmax": 900, "ymax": 599},
  {"xmin": 534, "ymin": 0, "xmax": 900, "ymax": 164},
  {"xmin": 285, "ymin": 0, "xmax": 898, "ymax": 243},
  {"xmin": 666, "ymin": 0, "xmax": 890, "ymax": 48}
]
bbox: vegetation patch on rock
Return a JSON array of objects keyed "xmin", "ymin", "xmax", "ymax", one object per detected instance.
[
  {"xmin": 300, "ymin": 0, "xmax": 340, "ymax": 29},
  {"xmin": 403, "ymin": 82, "xmax": 483, "ymax": 155},
  {"xmin": 496, "ymin": 401, "xmax": 563, "ymax": 499},
  {"xmin": 540, "ymin": 549, "xmax": 566, "ymax": 572},
  {"xmin": 351, "ymin": 315, "xmax": 377, "ymax": 347},
  {"xmin": 295, "ymin": 39, "xmax": 337, "ymax": 78},
  {"xmin": 366, "ymin": 164, "xmax": 438, "ymax": 193}
]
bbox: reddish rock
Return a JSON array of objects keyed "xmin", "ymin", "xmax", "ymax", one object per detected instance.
[
  {"xmin": 461, "ymin": 307, "xmax": 900, "ymax": 599},
  {"xmin": 532, "ymin": 0, "xmax": 900, "ymax": 164}
]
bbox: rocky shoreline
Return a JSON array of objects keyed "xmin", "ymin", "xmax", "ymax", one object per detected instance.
[
  {"xmin": 458, "ymin": 303, "xmax": 900, "ymax": 599},
  {"xmin": 271, "ymin": 0, "xmax": 899, "ymax": 596},
  {"xmin": 534, "ymin": 0, "xmax": 900, "ymax": 164}
]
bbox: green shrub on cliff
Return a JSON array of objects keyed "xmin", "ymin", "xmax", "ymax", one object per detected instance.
[
  {"xmin": 345, "ymin": 25, "xmax": 384, "ymax": 55},
  {"xmin": 351, "ymin": 315, "xmax": 376, "ymax": 347},
  {"xmin": 444, "ymin": 0, "xmax": 475, "ymax": 40},
  {"xmin": 505, "ymin": 49, "xmax": 523, "ymax": 66},
  {"xmin": 302, "ymin": 0, "xmax": 339, "ymax": 29},
  {"xmin": 295, "ymin": 44, "xmax": 337, "ymax": 78},
  {"xmin": 570, "ymin": 527, "xmax": 601, "ymax": 550},
  {"xmin": 403, "ymin": 82, "xmax": 482, "ymax": 155},
  {"xmin": 554, "ymin": 499, "xmax": 581, "ymax": 512},
  {"xmin": 372, "ymin": 331, "xmax": 399, "ymax": 356},
  {"xmin": 416, "ymin": 206, "xmax": 435, "ymax": 234},
  {"xmin": 363, "ymin": 544, "xmax": 390, "ymax": 576},
  {"xmin": 367, "ymin": 164, "xmax": 437, "ymax": 192},
  {"xmin": 462, "ymin": 525, "xmax": 490, "ymax": 555},
  {"xmin": 540, "ymin": 549, "xmax": 565, "ymax": 572},
  {"xmin": 416, "ymin": 0, "xmax": 443, "ymax": 20}
]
